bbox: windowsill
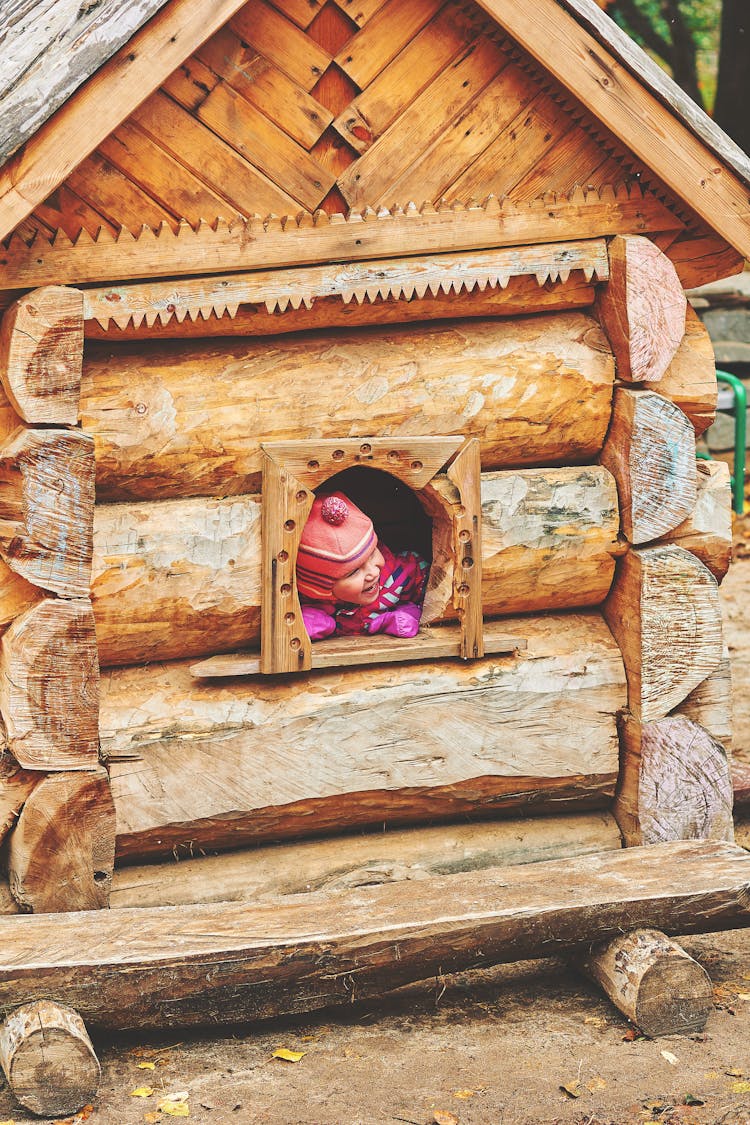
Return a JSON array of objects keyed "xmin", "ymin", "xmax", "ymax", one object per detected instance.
[{"xmin": 190, "ymin": 621, "xmax": 527, "ymax": 679}]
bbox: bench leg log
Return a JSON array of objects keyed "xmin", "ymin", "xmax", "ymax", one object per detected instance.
[
  {"xmin": 0, "ymin": 999, "xmax": 100, "ymax": 1117},
  {"xmin": 577, "ymin": 928, "xmax": 713, "ymax": 1037}
]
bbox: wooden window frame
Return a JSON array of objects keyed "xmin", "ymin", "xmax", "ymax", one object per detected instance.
[{"xmin": 260, "ymin": 435, "xmax": 485, "ymax": 674}]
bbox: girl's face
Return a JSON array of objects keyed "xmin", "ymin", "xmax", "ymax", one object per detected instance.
[{"xmin": 331, "ymin": 546, "xmax": 385, "ymax": 605}]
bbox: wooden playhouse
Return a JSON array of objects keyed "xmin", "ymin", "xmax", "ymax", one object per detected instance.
[{"xmin": 1, "ymin": 0, "xmax": 750, "ymax": 1113}]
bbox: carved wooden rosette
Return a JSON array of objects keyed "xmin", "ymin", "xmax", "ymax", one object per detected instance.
[
  {"xmin": 260, "ymin": 436, "xmax": 483, "ymax": 674},
  {"xmin": 0, "ymin": 285, "xmax": 114, "ymax": 914}
]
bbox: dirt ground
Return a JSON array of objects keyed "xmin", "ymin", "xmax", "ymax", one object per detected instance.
[{"xmin": 4, "ymin": 526, "xmax": 750, "ymax": 1125}]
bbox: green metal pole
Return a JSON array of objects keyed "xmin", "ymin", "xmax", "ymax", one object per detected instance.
[{"xmin": 716, "ymin": 370, "xmax": 746, "ymax": 516}]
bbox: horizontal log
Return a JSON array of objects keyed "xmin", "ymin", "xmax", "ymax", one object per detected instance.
[
  {"xmin": 102, "ymin": 611, "xmax": 626, "ymax": 861},
  {"xmin": 659, "ymin": 459, "xmax": 732, "ymax": 582},
  {"xmin": 0, "ymin": 758, "xmax": 39, "ymax": 847},
  {"xmin": 91, "ymin": 465, "xmax": 621, "ymax": 667},
  {"xmin": 80, "ymin": 312, "xmax": 614, "ymax": 501},
  {"xmin": 0, "ymin": 841, "xmax": 747, "ymax": 1030},
  {"xmin": 110, "ymin": 812, "xmax": 623, "ymax": 908},
  {"xmin": 653, "ymin": 306, "xmax": 717, "ymax": 436},
  {"xmin": 84, "ymin": 272, "xmax": 598, "ymax": 341},
  {"xmin": 673, "ymin": 657, "xmax": 732, "ymax": 748}
]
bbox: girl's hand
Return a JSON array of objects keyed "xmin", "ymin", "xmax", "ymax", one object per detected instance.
[
  {"xmin": 301, "ymin": 606, "xmax": 336, "ymax": 640},
  {"xmin": 368, "ymin": 603, "xmax": 421, "ymax": 638}
]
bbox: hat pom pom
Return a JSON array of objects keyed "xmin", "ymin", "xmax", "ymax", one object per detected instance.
[{"xmin": 321, "ymin": 495, "xmax": 348, "ymax": 526}]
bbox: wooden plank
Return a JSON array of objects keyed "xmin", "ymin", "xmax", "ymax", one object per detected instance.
[
  {"xmin": 445, "ymin": 439, "xmax": 484, "ymax": 659},
  {"xmin": 330, "ymin": 0, "xmax": 389, "ymax": 27},
  {"xmin": 231, "ymin": 0, "xmax": 332, "ymax": 92},
  {"xmin": 162, "ymin": 60, "xmax": 335, "ymax": 210},
  {"xmin": 269, "ymin": 0, "xmax": 325, "ymax": 29},
  {"xmin": 128, "ymin": 94, "xmax": 301, "ymax": 218},
  {"xmin": 0, "ymin": 0, "xmax": 257, "ymax": 242},
  {"xmin": 597, "ymin": 235, "xmax": 687, "ymax": 383},
  {"xmin": 30, "ymin": 186, "xmax": 116, "ymax": 243},
  {"xmin": 0, "ymin": 189, "xmax": 684, "ymax": 290},
  {"xmin": 259, "ymin": 453, "xmax": 313, "ymax": 674},
  {"xmin": 0, "ymin": 428, "xmax": 94, "ymax": 598},
  {"xmin": 381, "ymin": 63, "xmax": 541, "ymax": 206},
  {"xmin": 475, "ymin": 0, "xmax": 750, "ymax": 261},
  {"xmin": 66, "ymin": 150, "xmax": 176, "ymax": 234},
  {"xmin": 91, "ymin": 466, "xmax": 620, "ymax": 668},
  {"xmin": 330, "ymin": 3, "xmax": 483, "ymax": 153},
  {"xmin": 337, "ymin": 35, "xmax": 509, "ymax": 209},
  {"xmin": 0, "ymin": 841, "xmax": 747, "ymax": 1028},
  {"xmin": 196, "ymin": 28, "xmax": 332, "ymax": 149},
  {"xmin": 80, "ymin": 312, "xmax": 614, "ymax": 502},
  {"xmin": 604, "ymin": 546, "xmax": 723, "ymax": 723},
  {"xmin": 192, "ymin": 622, "xmax": 523, "ymax": 678},
  {"xmin": 85, "ymin": 273, "xmax": 599, "ymax": 340},
  {"xmin": 99, "ymin": 119, "xmax": 243, "ymax": 225},
  {"xmin": 104, "ymin": 610, "xmax": 624, "ymax": 860},
  {"xmin": 0, "ymin": 286, "xmax": 82, "ymax": 425},
  {"xmin": 82, "ymin": 240, "xmax": 609, "ymax": 330},
  {"xmin": 599, "ymin": 387, "xmax": 697, "ymax": 545},
  {"xmin": 511, "ymin": 127, "xmax": 616, "ymax": 201},
  {"xmin": 0, "ymin": 0, "xmax": 167, "ymax": 166},
  {"xmin": 334, "ymin": 0, "xmax": 445, "ymax": 88},
  {"xmin": 0, "ymin": 599, "xmax": 100, "ymax": 771},
  {"xmin": 263, "ymin": 436, "xmax": 463, "ymax": 490}
]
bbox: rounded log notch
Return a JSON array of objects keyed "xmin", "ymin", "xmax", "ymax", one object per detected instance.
[{"xmin": 0, "ymin": 1000, "xmax": 100, "ymax": 1117}]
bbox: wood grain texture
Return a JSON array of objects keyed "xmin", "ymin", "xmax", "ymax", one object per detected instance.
[
  {"xmin": 674, "ymin": 658, "xmax": 732, "ymax": 749},
  {"xmin": 0, "ymin": 756, "xmax": 40, "ymax": 848},
  {"xmin": 475, "ymin": 0, "xmax": 750, "ymax": 261},
  {"xmin": 109, "ymin": 812, "xmax": 623, "ymax": 909},
  {"xmin": 604, "ymin": 546, "xmax": 723, "ymax": 723},
  {"xmin": 0, "ymin": 286, "xmax": 82, "ymax": 424},
  {"xmin": 0, "ymin": 0, "xmax": 254, "ymax": 242},
  {"xmin": 599, "ymin": 387, "xmax": 696, "ymax": 545},
  {"xmin": 90, "ymin": 466, "xmax": 621, "ymax": 667},
  {"xmin": 0, "ymin": 559, "xmax": 42, "ymax": 628},
  {"xmin": 597, "ymin": 236, "xmax": 687, "ymax": 383},
  {"xmin": 653, "ymin": 306, "xmax": 717, "ymax": 436},
  {"xmin": 0, "ymin": 0, "xmax": 167, "ymax": 165},
  {"xmin": 0, "ymin": 190, "xmax": 683, "ymax": 291},
  {"xmin": 0, "ymin": 599, "xmax": 99, "ymax": 771},
  {"xmin": 0, "ymin": 427, "xmax": 94, "ymax": 597},
  {"xmin": 80, "ymin": 313, "xmax": 614, "ymax": 502},
  {"xmin": 0, "ymin": 841, "xmax": 747, "ymax": 1029},
  {"xmin": 578, "ymin": 929, "xmax": 713, "ymax": 1037},
  {"xmin": 7, "ymin": 768, "xmax": 115, "ymax": 913},
  {"xmin": 616, "ymin": 716, "xmax": 734, "ymax": 848},
  {"xmin": 103, "ymin": 611, "xmax": 625, "ymax": 860},
  {"xmin": 0, "ymin": 999, "xmax": 100, "ymax": 1117},
  {"xmin": 659, "ymin": 460, "xmax": 732, "ymax": 582}
]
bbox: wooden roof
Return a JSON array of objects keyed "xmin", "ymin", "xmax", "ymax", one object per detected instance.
[{"xmin": 0, "ymin": 0, "xmax": 748, "ymax": 282}]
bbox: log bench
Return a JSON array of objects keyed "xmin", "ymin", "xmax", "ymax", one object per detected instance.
[{"xmin": 0, "ymin": 840, "xmax": 748, "ymax": 1115}]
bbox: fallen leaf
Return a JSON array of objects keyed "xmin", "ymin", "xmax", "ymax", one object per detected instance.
[
  {"xmin": 131, "ymin": 1087, "xmax": 155, "ymax": 1098},
  {"xmin": 622, "ymin": 1028, "xmax": 645, "ymax": 1041},
  {"xmin": 144, "ymin": 1115, "xmax": 160, "ymax": 1124},
  {"xmin": 452, "ymin": 1089, "xmax": 476, "ymax": 1099},
  {"xmin": 159, "ymin": 1104, "xmax": 189, "ymax": 1118},
  {"xmin": 586, "ymin": 1076, "xmax": 607, "ymax": 1092},
  {"xmin": 683, "ymin": 1094, "xmax": 705, "ymax": 1106},
  {"xmin": 433, "ymin": 1112, "xmax": 459, "ymax": 1125},
  {"xmin": 584, "ymin": 1016, "xmax": 605, "ymax": 1027},
  {"xmin": 730, "ymin": 1081, "xmax": 750, "ymax": 1094},
  {"xmin": 0, "ymin": 1119, "xmax": 15, "ymax": 1124},
  {"xmin": 272, "ymin": 1048, "xmax": 306, "ymax": 1062},
  {"xmin": 725, "ymin": 1068, "xmax": 744, "ymax": 1077},
  {"xmin": 137, "ymin": 1061, "xmax": 156, "ymax": 1070},
  {"xmin": 73, "ymin": 1108, "xmax": 94, "ymax": 1123},
  {"xmin": 560, "ymin": 1080, "xmax": 583, "ymax": 1098},
  {"xmin": 661, "ymin": 1050, "xmax": 679, "ymax": 1066}
]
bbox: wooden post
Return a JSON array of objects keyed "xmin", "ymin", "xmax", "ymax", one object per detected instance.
[
  {"xmin": 0, "ymin": 1000, "xmax": 100, "ymax": 1118},
  {"xmin": 578, "ymin": 929, "xmax": 713, "ymax": 1037}
]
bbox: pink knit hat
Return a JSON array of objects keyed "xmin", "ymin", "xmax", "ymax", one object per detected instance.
[{"xmin": 296, "ymin": 492, "xmax": 377, "ymax": 601}]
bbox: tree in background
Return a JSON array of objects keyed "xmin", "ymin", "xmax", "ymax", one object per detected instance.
[{"xmin": 600, "ymin": 0, "xmax": 749, "ymax": 152}]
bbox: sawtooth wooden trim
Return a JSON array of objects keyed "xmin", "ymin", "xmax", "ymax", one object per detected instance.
[
  {"xmin": 0, "ymin": 0, "xmax": 255, "ymax": 243},
  {"xmin": 475, "ymin": 0, "xmax": 750, "ymax": 262},
  {"xmin": 0, "ymin": 188, "xmax": 682, "ymax": 291},
  {"xmin": 81, "ymin": 240, "xmax": 610, "ymax": 331}
]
